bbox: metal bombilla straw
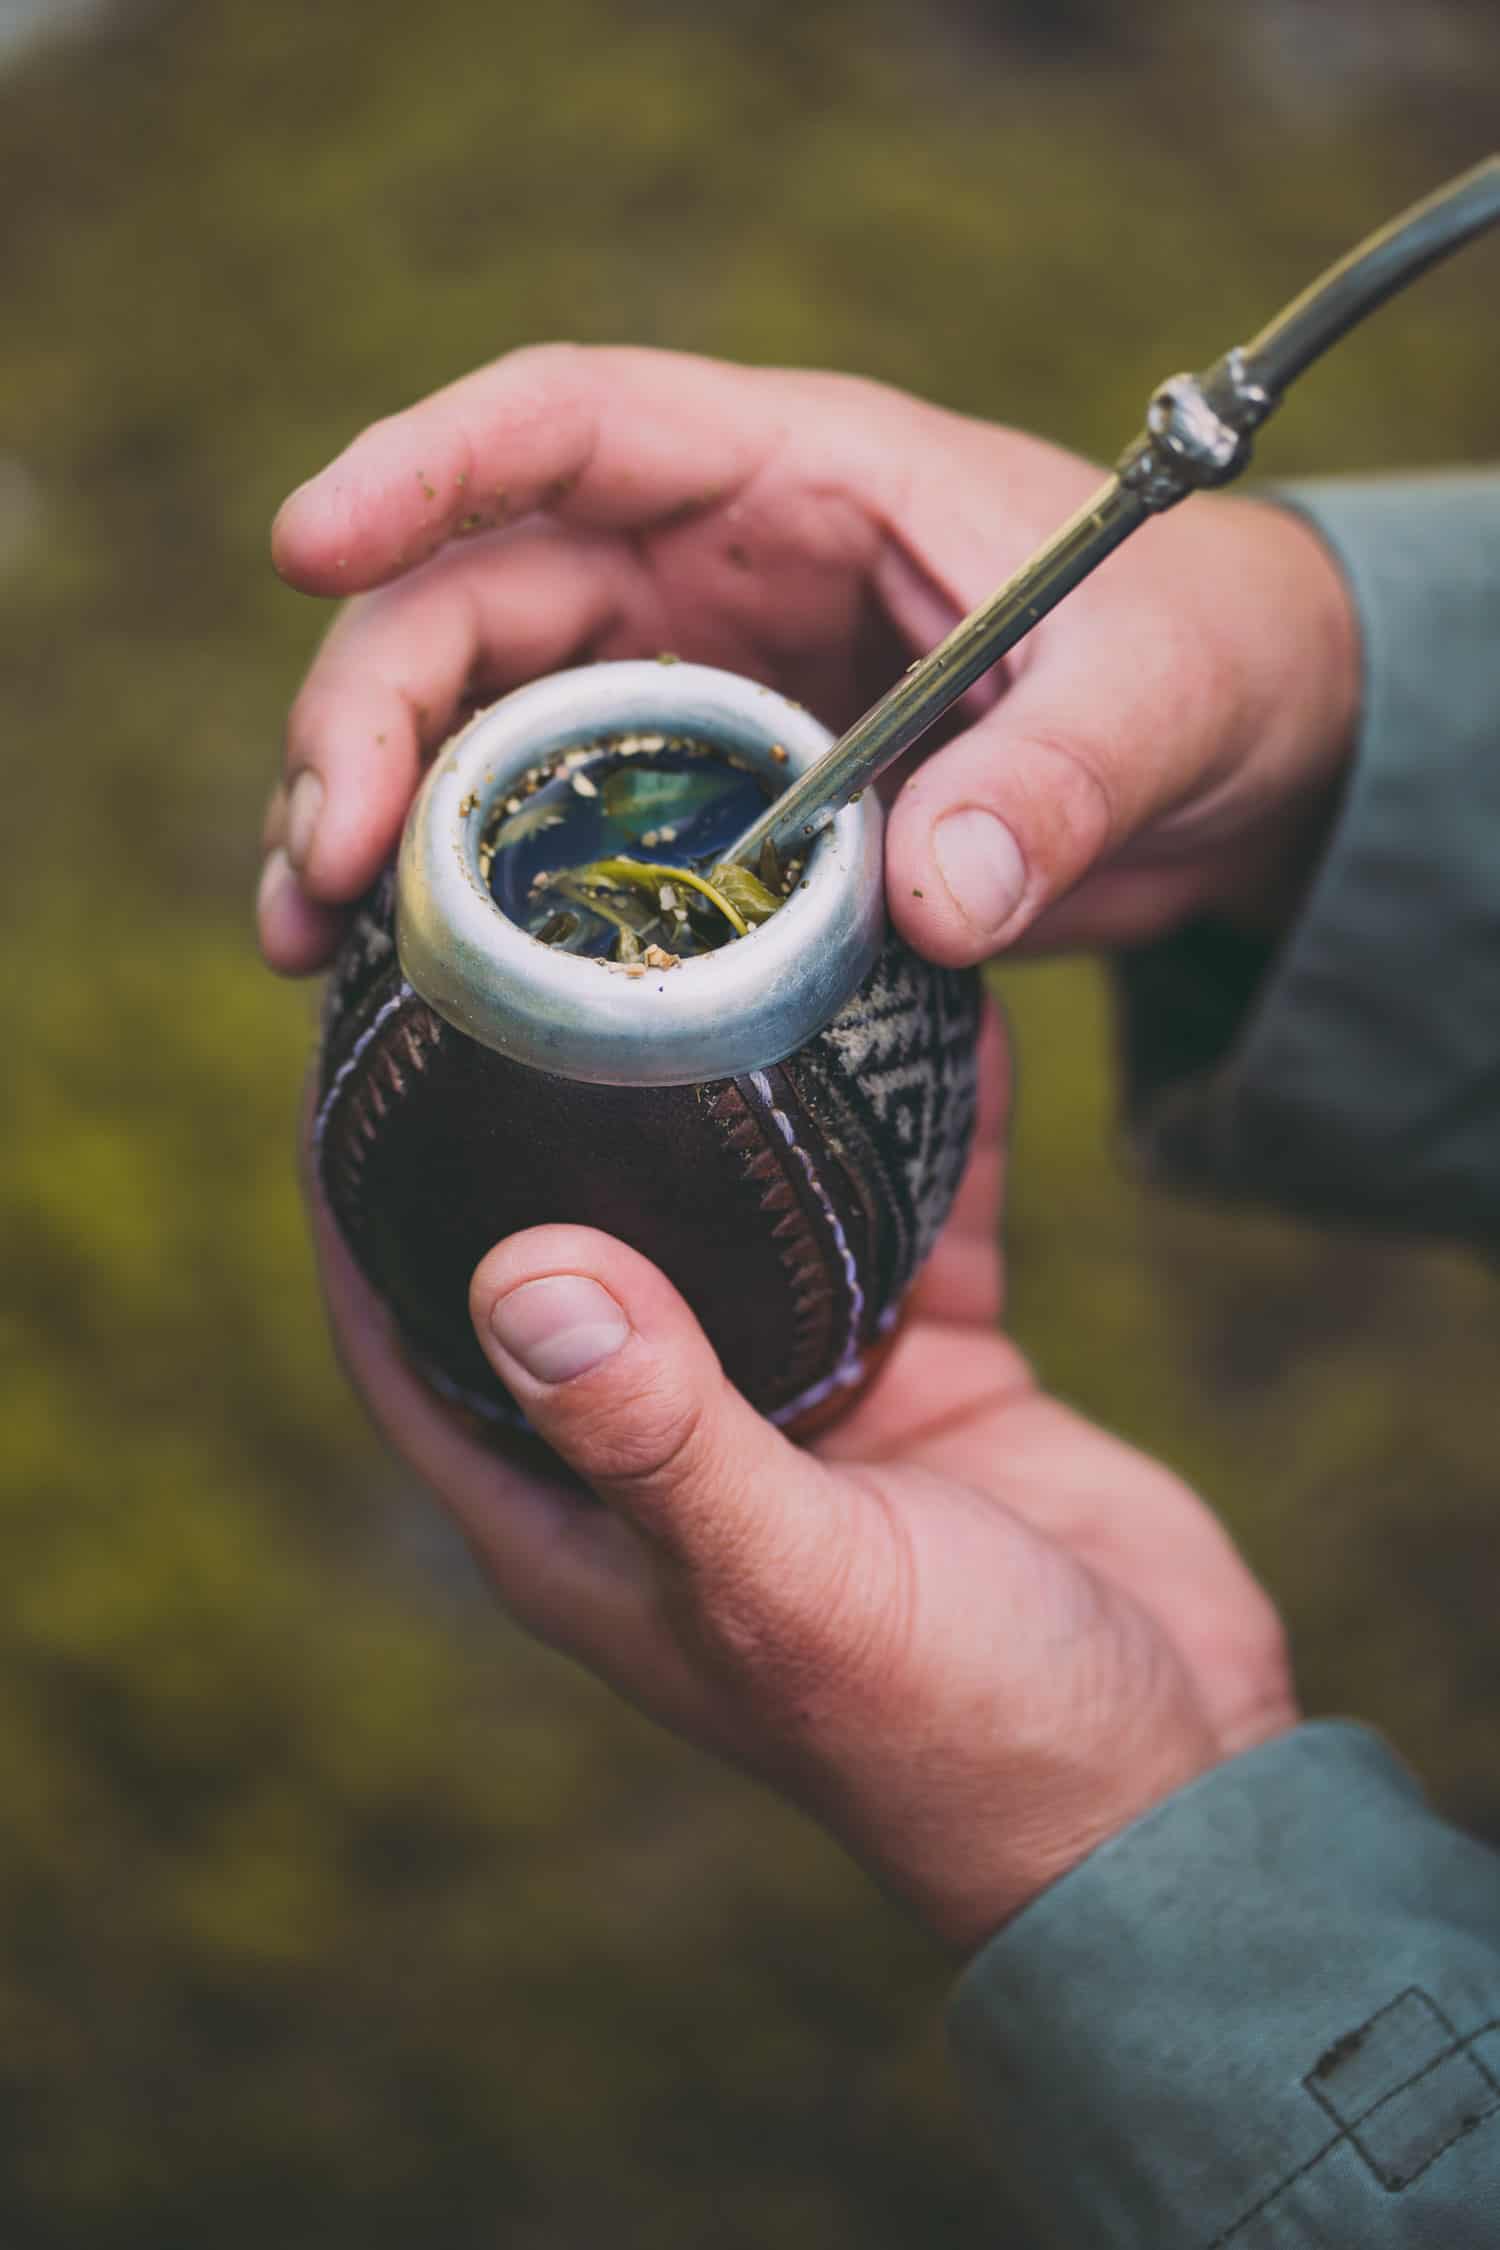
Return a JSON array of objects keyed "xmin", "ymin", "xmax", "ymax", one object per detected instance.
[{"xmin": 724, "ymin": 155, "xmax": 1500, "ymax": 877}]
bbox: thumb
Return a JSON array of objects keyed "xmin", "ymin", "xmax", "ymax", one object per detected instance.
[
  {"xmin": 883, "ymin": 618, "xmax": 1204, "ymax": 968},
  {"xmin": 469, "ymin": 1225, "xmax": 853, "ymax": 1606},
  {"xmin": 883, "ymin": 493, "xmax": 1359, "ymax": 968}
]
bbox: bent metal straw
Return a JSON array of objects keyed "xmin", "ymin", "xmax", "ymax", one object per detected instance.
[{"xmin": 725, "ymin": 156, "xmax": 1500, "ymax": 875}]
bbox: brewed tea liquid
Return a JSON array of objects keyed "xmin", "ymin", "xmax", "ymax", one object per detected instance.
[{"xmin": 484, "ymin": 737, "xmax": 775, "ymax": 961}]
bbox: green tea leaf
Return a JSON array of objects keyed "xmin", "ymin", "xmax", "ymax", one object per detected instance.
[
  {"xmin": 549, "ymin": 872, "xmax": 657, "ymax": 937},
  {"xmin": 575, "ymin": 857, "xmax": 752, "ymax": 937},
  {"xmin": 488, "ymin": 799, "xmax": 567, "ymax": 852},
  {"xmin": 601, "ymin": 767, "xmax": 736, "ymax": 837},
  {"xmin": 709, "ymin": 863, "xmax": 782, "ymax": 926}
]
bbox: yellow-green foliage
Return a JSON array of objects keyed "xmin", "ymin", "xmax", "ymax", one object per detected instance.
[{"xmin": 2, "ymin": 0, "xmax": 1499, "ymax": 2240}]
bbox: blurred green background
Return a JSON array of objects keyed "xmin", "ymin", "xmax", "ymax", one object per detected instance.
[{"xmin": 2, "ymin": 0, "xmax": 1498, "ymax": 2240}]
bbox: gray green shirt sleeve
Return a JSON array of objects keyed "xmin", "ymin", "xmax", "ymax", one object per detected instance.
[
  {"xmin": 1116, "ymin": 471, "xmax": 1500, "ymax": 1242},
  {"xmin": 950, "ymin": 474, "xmax": 1500, "ymax": 2244},
  {"xmin": 951, "ymin": 1725, "xmax": 1500, "ymax": 2247}
]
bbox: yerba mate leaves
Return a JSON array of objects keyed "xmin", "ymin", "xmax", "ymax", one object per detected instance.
[
  {"xmin": 485, "ymin": 737, "xmax": 801, "ymax": 961},
  {"xmin": 707, "ymin": 863, "xmax": 782, "ymax": 928},
  {"xmin": 574, "ymin": 856, "xmax": 752, "ymax": 937},
  {"xmin": 600, "ymin": 765, "xmax": 738, "ymax": 840},
  {"xmin": 481, "ymin": 797, "xmax": 567, "ymax": 857},
  {"xmin": 547, "ymin": 871, "xmax": 658, "ymax": 961},
  {"xmin": 547, "ymin": 856, "xmax": 753, "ymax": 958}
]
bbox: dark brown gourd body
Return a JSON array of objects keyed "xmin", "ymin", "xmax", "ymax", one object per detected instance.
[{"xmin": 314, "ymin": 870, "xmax": 982, "ymax": 1437}]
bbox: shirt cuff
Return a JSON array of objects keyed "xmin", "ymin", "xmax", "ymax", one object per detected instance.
[
  {"xmin": 949, "ymin": 1721, "xmax": 1500, "ymax": 2248},
  {"xmin": 1117, "ymin": 472, "xmax": 1500, "ymax": 1241}
]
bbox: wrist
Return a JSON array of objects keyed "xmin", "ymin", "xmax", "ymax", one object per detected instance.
[
  {"xmin": 893, "ymin": 1654, "xmax": 1302, "ymax": 1960},
  {"xmin": 1196, "ymin": 495, "xmax": 1362, "ymax": 938}
]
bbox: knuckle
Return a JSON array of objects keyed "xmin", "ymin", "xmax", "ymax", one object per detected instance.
[
  {"xmin": 505, "ymin": 338, "xmax": 584, "ymax": 378},
  {"xmin": 786, "ymin": 365, "xmax": 886, "ymax": 415},
  {"xmin": 578, "ymin": 1366, "xmax": 711, "ymax": 1498},
  {"xmin": 358, "ymin": 408, "xmax": 409, "ymax": 455},
  {"xmin": 1019, "ymin": 722, "xmax": 1119, "ymax": 872},
  {"xmin": 494, "ymin": 339, "xmax": 591, "ymax": 414},
  {"xmin": 787, "ymin": 370, "xmax": 937, "ymax": 512}
]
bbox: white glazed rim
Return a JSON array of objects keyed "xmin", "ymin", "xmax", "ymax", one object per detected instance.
[{"xmin": 395, "ymin": 661, "xmax": 885, "ymax": 1087}]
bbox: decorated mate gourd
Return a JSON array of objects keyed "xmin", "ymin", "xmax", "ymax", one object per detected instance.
[{"xmin": 314, "ymin": 662, "xmax": 981, "ymax": 1438}]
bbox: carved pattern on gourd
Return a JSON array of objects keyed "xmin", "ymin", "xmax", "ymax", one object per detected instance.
[
  {"xmin": 319, "ymin": 991, "xmax": 445, "ymax": 1214},
  {"xmin": 319, "ymin": 870, "xmax": 403, "ymax": 1086},
  {"xmin": 699, "ymin": 1076, "xmax": 846, "ymax": 1400},
  {"xmin": 791, "ymin": 937, "xmax": 981, "ymax": 1306}
]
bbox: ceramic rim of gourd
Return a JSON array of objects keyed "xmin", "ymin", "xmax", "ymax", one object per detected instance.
[{"xmin": 395, "ymin": 660, "xmax": 885, "ymax": 1087}]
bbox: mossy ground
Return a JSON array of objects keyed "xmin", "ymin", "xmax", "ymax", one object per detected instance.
[{"xmin": 2, "ymin": 1, "xmax": 1498, "ymax": 2240}]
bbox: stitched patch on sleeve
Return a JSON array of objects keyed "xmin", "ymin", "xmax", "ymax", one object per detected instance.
[
  {"xmin": 1304, "ymin": 1988, "xmax": 1500, "ymax": 2191},
  {"xmin": 1209, "ymin": 1997, "xmax": 1500, "ymax": 2241},
  {"xmin": 1306, "ymin": 1989, "xmax": 1454, "ymax": 2118}
]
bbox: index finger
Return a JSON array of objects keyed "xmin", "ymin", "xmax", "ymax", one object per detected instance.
[{"xmin": 271, "ymin": 343, "xmax": 789, "ymax": 596}]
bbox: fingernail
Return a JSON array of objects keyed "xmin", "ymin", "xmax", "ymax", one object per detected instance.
[
  {"xmin": 286, "ymin": 770, "xmax": 324, "ymax": 873},
  {"xmin": 261, "ymin": 783, "xmax": 289, "ymax": 854},
  {"xmin": 932, "ymin": 808, "xmax": 1028, "ymax": 938},
  {"xmin": 256, "ymin": 845, "xmax": 296, "ymax": 922},
  {"xmin": 488, "ymin": 1276, "xmax": 631, "ymax": 1385}
]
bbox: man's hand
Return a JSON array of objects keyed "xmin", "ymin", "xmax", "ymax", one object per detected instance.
[
  {"xmin": 310, "ymin": 1013, "xmax": 1297, "ymax": 1952},
  {"xmin": 259, "ymin": 344, "xmax": 1358, "ymax": 978},
  {"xmin": 270, "ymin": 346, "xmax": 1307, "ymax": 1946}
]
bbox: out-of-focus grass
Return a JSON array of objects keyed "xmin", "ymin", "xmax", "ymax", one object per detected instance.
[{"xmin": 2, "ymin": 0, "xmax": 1498, "ymax": 2240}]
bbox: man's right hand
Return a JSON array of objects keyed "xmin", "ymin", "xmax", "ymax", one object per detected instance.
[{"xmin": 257, "ymin": 343, "xmax": 1359, "ymax": 979}]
